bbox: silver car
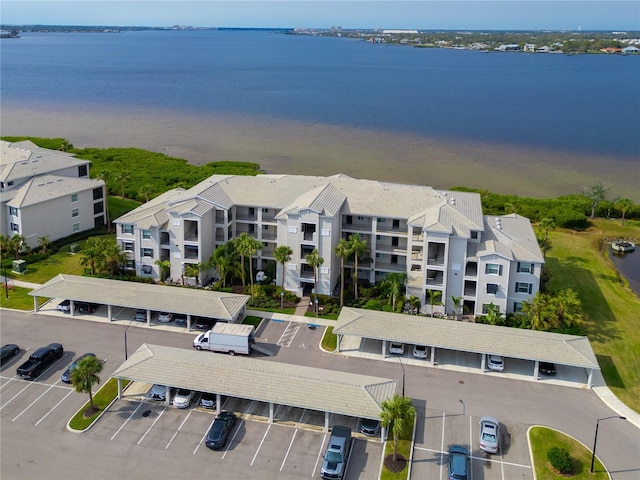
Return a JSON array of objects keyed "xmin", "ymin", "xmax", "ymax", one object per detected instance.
[
  {"xmin": 479, "ymin": 416, "xmax": 500, "ymax": 454},
  {"xmin": 487, "ymin": 355, "xmax": 504, "ymax": 372}
]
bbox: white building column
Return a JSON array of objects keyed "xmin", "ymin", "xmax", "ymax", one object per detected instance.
[
  {"xmin": 336, "ymin": 334, "xmax": 341, "ymax": 353},
  {"xmin": 324, "ymin": 411, "xmax": 330, "ymax": 432},
  {"xmin": 430, "ymin": 346, "xmax": 436, "ymax": 365},
  {"xmin": 108, "ymin": 304, "xmax": 113, "ymax": 321},
  {"xmin": 147, "ymin": 309, "xmax": 151, "ymax": 326},
  {"xmin": 534, "ymin": 360, "xmax": 540, "ymax": 380},
  {"xmin": 587, "ymin": 369, "xmax": 593, "ymax": 388},
  {"xmin": 269, "ymin": 402, "xmax": 274, "ymax": 423},
  {"xmin": 382, "ymin": 340, "xmax": 387, "ymax": 357},
  {"xmin": 33, "ymin": 296, "xmax": 39, "ymax": 311},
  {"xmin": 480, "ymin": 353, "xmax": 487, "ymax": 372},
  {"xmin": 216, "ymin": 394, "xmax": 222, "ymax": 415},
  {"xmin": 165, "ymin": 386, "xmax": 171, "ymax": 406},
  {"xmin": 117, "ymin": 378, "xmax": 123, "ymax": 399}
]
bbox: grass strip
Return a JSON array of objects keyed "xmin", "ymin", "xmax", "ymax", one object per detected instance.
[
  {"xmin": 380, "ymin": 439, "xmax": 411, "ymax": 480},
  {"xmin": 68, "ymin": 377, "xmax": 130, "ymax": 431},
  {"xmin": 322, "ymin": 326, "xmax": 337, "ymax": 352}
]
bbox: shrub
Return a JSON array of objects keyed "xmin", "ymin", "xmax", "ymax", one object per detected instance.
[{"xmin": 547, "ymin": 446, "xmax": 573, "ymax": 474}]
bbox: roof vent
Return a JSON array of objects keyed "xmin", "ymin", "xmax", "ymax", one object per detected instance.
[
  {"xmin": 450, "ymin": 198, "xmax": 456, "ymax": 206},
  {"xmin": 496, "ymin": 219, "xmax": 502, "ymax": 229}
]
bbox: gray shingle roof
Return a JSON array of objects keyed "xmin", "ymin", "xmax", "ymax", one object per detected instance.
[
  {"xmin": 6, "ymin": 174, "xmax": 104, "ymax": 208},
  {"xmin": 113, "ymin": 343, "xmax": 398, "ymax": 419},
  {"xmin": 334, "ymin": 307, "xmax": 599, "ymax": 369},
  {"xmin": 29, "ymin": 274, "xmax": 249, "ymax": 321}
]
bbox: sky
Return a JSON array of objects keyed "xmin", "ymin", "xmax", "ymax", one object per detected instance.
[{"xmin": 1, "ymin": 1, "xmax": 639, "ymax": 31}]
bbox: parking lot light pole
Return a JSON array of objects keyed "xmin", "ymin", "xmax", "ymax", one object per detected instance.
[
  {"xmin": 590, "ymin": 415, "xmax": 626, "ymax": 473},
  {"xmin": 124, "ymin": 319, "xmax": 133, "ymax": 360}
]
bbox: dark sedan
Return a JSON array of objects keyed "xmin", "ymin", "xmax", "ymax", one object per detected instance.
[
  {"xmin": 540, "ymin": 362, "xmax": 557, "ymax": 376},
  {"xmin": 1, "ymin": 344, "xmax": 20, "ymax": 366},
  {"xmin": 205, "ymin": 411, "xmax": 237, "ymax": 450},
  {"xmin": 61, "ymin": 353, "xmax": 96, "ymax": 383}
]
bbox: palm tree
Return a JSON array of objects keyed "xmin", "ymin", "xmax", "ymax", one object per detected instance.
[
  {"xmin": 8, "ymin": 234, "xmax": 26, "ymax": 260},
  {"xmin": 113, "ymin": 169, "xmax": 130, "ymax": 203},
  {"xmin": 407, "ymin": 295, "xmax": 421, "ymax": 315},
  {"xmin": 237, "ymin": 233, "xmax": 262, "ymax": 300},
  {"xmin": 236, "ymin": 233, "xmax": 252, "ymax": 289},
  {"xmin": 522, "ymin": 293, "xmax": 552, "ymax": 331},
  {"xmin": 538, "ymin": 218, "xmax": 556, "ymax": 258},
  {"xmin": 450, "ymin": 295, "xmax": 463, "ymax": 319},
  {"xmin": 138, "ymin": 184, "xmax": 154, "ymax": 202},
  {"xmin": 426, "ymin": 289, "xmax": 442, "ymax": 316},
  {"xmin": 70, "ymin": 355, "xmax": 103, "ymax": 414},
  {"xmin": 380, "ymin": 394, "xmax": 416, "ymax": 462},
  {"xmin": 100, "ymin": 238, "xmax": 126, "ymax": 277},
  {"xmin": 348, "ymin": 234, "xmax": 367, "ymax": 300},
  {"xmin": 210, "ymin": 242, "xmax": 239, "ymax": 287},
  {"xmin": 483, "ymin": 303, "xmax": 505, "ymax": 326},
  {"xmin": 615, "ymin": 198, "xmax": 633, "ymax": 226},
  {"xmin": 80, "ymin": 237, "xmax": 102, "ymax": 276},
  {"xmin": 305, "ymin": 248, "xmax": 324, "ymax": 311},
  {"xmin": 37, "ymin": 235, "xmax": 50, "ymax": 255},
  {"xmin": 334, "ymin": 238, "xmax": 351, "ymax": 307},
  {"xmin": 154, "ymin": 259, "xmax": 171, "ymax": 283},
  {"xmin": 184, "ymin": 263, "xmax": 201, "ymax": 287},
  {"xmin": 381, "ymin": 272, "xmax": 407, "ymax": 311},
  {"xmin": 274, "ymin": 245, "xmax": 293, "ymax": 291},
  {"xmin": 549, "ymin": 288, "xmax": 583, "ymax": 330}
]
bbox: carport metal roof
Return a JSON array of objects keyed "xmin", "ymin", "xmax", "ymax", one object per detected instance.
[
  {"xmin": 29, "ymin": 274, "xmax": 250, "ymax": 322},
  {"xmin": 113, "ymin": 344, "xmax": 397, "ymax": 419},
  {"xmin": 334, "ymin": 307, "xmax": 600, "ymax": 370}
]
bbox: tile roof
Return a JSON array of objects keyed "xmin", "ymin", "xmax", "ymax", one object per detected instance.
[
  {"xmin": 113, "ymin": 343, "xmax": 398, "ymax": 419},
  {"xmin": 6, "ymin": 174, "xmax": 104, "ymax": 208}
]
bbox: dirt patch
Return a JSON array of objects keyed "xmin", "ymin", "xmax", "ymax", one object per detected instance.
[{"xmin": 384, "ymin": 453, "xmax": 407, "ymax": 473}]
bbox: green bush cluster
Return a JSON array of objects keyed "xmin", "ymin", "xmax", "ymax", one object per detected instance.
[{"xmin": 547, "ymin": 446, "xmax": 573, "ymax": 474}]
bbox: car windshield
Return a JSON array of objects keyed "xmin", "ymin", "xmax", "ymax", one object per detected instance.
[
  {"xmin": 482, "ymin": 432, "xmax": 496, "ymax": 441},
  {"xmin": 177, "ymin": 389, "xmax": 189, "ymax": 396},
  {"xmin": 325, "ymin": 451, "xmax": 343, "ymax": 463}
]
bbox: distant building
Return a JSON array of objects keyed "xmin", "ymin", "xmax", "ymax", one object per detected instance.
[
  {"xmin": 1, "ymin": 140, "xmax": 107, "ymax": 248},
  {"xmin": 382, "ymin": 30, "xmax": 418, "ymax": 34}
]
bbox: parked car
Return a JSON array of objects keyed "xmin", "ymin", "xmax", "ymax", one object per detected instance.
[
  {"xmin": 540, "ymin": 361, "xmax": 557, "ymax": 376},
  {"xmin": 0, "ymin": 344, "xmax": 20, "ymax": 366},
  {"xmin": 57, "ymin": 299, "xmax": 71, "ymax": 312},
  {"xmin": 413, "ymin": 344, "xmax": 429, "ymax": 359},
  {"xmin": 200, "ymin": 392, "xmax": 217, "ymax": 409},
  {"xmin": 487, "ymin": 355, "xmax": 504, "ymax": 372},
  {"xmin": 175, "ymin": 315, "xmax": 187, "ymax": 327},
  {"xmin": 360, "ymin": 418, "xmax": 381, "ymax": 436},
  {"xmin": 149, "ymin": 384, "xmax": 170, "ymax": 401},
  {"xmin": 61, "ymin": 353, "xmax": 97, "ymax": 383},
  {"xmin": 158, "ymin": 312, "xmax": 174, "ymax": 323},
  {"xmin": 389, "ymin": 342, "xmax": 405, "ymax": 355},
  {"xmin": 173, "ymin": 389, "xmax": 196, "ymax": 408},
  {"xmin": 478, "ymin": 416, "xmax": 500, "ymax": 454},
  {"xmin": 205, "ymin": 411, "xmax": 237, "ymax": 450},
  {"xmin": 448, "ymin": 445, "xmax": 470, "ymax": 480},
  {"xmin": 134, "ymin": 309, "xmax": 147, "ymax": 322},
  {"xmin": 77, "ymin": 302, "xmax": 98, "ymax": 313},
  {"xmin": 193, "ymin": 317, "xmax": 215, "ymax": 331}
]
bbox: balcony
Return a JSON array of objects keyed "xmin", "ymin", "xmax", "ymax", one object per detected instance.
[
  {"xmin": 160, "ymin": 232, "xmax": 170, "ymax": 246},
  {"xmin": 374, "ymin": 261, "xmax": 407, "ymax": 272},
  {"xmin": 464, "ymin": 280, "xmax": 477, "ymax": 296},
  {"xmin": 426, "ymin": 270, "xmax": 444, "ymax": 287},
  {"xmin": 236, "ymin": 213, "xmax": 257, "ymax": 221},
  {"xmin": 184, "ymin": 221, "xmax": 198, "ymax": 242},
  {"xmin": 262, "ymin": 212, "xmax": 276, "ymax": 223},
  {"xmin": 261, "ymin": 232, "xmax": 277, "ymax": 241},
  {"xmin": 465, "ymin": 262, "xmax": 478, "ymax": 277},
  {"xmin": 376, "ymin": 243, "xmax": 407, "ymax": 254},
  {"xmin": 341, "ymin": 222, "xmax": 372, "ymax": 232},
  {"xmin": 411, "ymin": 251, "xmax": 423, "ymax": 262}
]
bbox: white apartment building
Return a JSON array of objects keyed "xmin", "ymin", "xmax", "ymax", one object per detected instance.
[
  {"xmin": 114, "ymin": 174, "xmax": 544, "ymax": 316},
  {"xmin": 1, "ymin": 140, "xmax": 107, "ymax": 249}
]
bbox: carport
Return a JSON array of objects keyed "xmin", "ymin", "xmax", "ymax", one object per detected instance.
[
  {"xmin": 29, "ymin": 274, "xmax": 250, "ymax": 329},
  {"xmin": 112, "ymin": 343, "xmax": 397, "ymax": 435},
  {"xmin": 334, "ymin": 307, "xmax": 600, "ymax": 388}
]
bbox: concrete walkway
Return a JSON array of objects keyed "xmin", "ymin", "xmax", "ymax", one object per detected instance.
[{"xmin": 3, "ymin": 275, "xmax": 639, "ymax": 428}]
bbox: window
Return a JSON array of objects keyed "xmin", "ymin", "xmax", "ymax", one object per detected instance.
[
  {"xmin": 376, "ymin": 235, "xmax": 381, "ymax": 241},
  {"xmin": 10, "ymin": 223, "xmax": 19, "ymax": 232},
  {"xmin": 486, "ymin": 283, "xmax": 499, "ymax": 294},
  {"xmin": 263, "ymin": 225, "xmax": 269, "ymax": 230},
  {"xmin": 93, "ymin": 202, "xmax": 104, "ymax": 214},
  {"xmin": 377, "ymin": 218, "xmax": 385, "ymax": 223},
  {"xmin": 78, "ymin": 165, "xmax": 88, "ymax": 177},
  {"xmin": 9, "ymin": 207, "xmax": 18, "ymax": 216},
  {"xmin": 345, "ymin": 216, "xmax": 352, "ymax": 225},
  {"xmin": 72, "ymin": 223, "xmax": 80, "ymax": 232},
  {"xmin": 7, "ymin": 181, "xmax": 14, "ymax": 187},
  {"xmin": 122, "ymin": 224, "xmax": 133, "ymax": 234},
  {"xmin": 357, "ymin": 216, "xmax": 364, "ymax": 221},
  {"xmin": 513, "ymin": 301, "xmax": 523, "ymax": 312},
  {"xmin": 392, "ymin": 237, "xmax": 399, "ymax": 247},
  {"xmin": 141, "ymin": 265, "xmax": 152, "ymax": 275},
  {"xmin": 263, "ymin": 208, "xmax": 269, "ymax": 213},
  {"xmin": 72, "ymin": 208, "xmax": 79, "ymax": 218},
  {"xmin": 142, "ymin": 230, "xmax": 151, "ymax": 239},
  {"xmin": 125, "ymin": 259, "xmax": 135, "ymax": 269},
  {"xmin": 515, "ymin": 282, "xmax": 533, "ymax": 294},
  {"xmin": 93, "ymin": 187, "xmax": 104, "ymax": 200},
  {"xmin": 123, "ymin": 242, "xmax": 134, "ymax": 252},
  {"xmin": 141, "ymin": 248, "xmax": 154, "ymax": 258},
  {"xmin": 71, "ymin": 193, "xmax": 78, "ymax": 203},
  {"xmin": 485, "ymin": 263, "xmax": 503, "ymax": 275},
  {"xmin": 517, "ymin": 262, "xmax": 534, "ymax": 274},
  {"xmin": 471, "ymin": 231, "xmax": 479, "ymax": 240},
  {"xmin": 94, "ymin": 216, "xmax": 105, "ymax": 228}
]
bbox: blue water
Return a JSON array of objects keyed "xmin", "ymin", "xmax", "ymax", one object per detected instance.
[{"xmin": 2, "ymin": 30, "xmax": 639, "ymax": 160}]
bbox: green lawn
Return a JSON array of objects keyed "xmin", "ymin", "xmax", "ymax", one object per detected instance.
[
  {"xmin": 545, "ymin": 219, "xmax": 640, "ymax": 411},
  {"xmin": 529, "ymin": 426, "xmax": 608, "ymax": 479},
  {"xmin": 68, "ymin": 378, "xmax": 130, "ymax": 431},
  {"xmin": 0, "ymin": 285, "xmax": 46, "ymax": 310},
  {"xmin": 380, "ymin": 439, "xmax": 412, "ymax": 480}
]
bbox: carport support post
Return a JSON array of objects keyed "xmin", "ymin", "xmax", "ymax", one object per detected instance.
[
  {"xmin": 534, "ymin": 360, "xmax": 540, "ymax": 380},
  {"xmin": 147, "ymin": 310, "xmax": 151, "ymax": 326},
  {"xmin": 480, "ymin": 353, "xmax": 487, "ymax": 372},
  {"xmin": 382, "ymin": 340, "xmax": 387, "ymax": 357},
  {"xmin": 33, "ymin": 296, "xmax": 39, "ymax": 312},
  {"xmin": 187, "ymin": 314, "xmax": 192, "ymax": 331},
  {"xmin": 335, "ymin": 334, "xmax": 341, "ymax": 353},
  {"xmin": 216, "ymin": 394, "xmax": 222, "ymax": 415},
  {"xmin": 269, "ymin": 402, "xmax": 274, "ymax": 423},
  {"xmin": 430, "ymin": 346, "xmax": 435, "ymax": 365},
  {"xmin": 108, "ymin": 304, "xmax": 113, "ymax": 321},
  {"xmin": 324, "ymin": 411, "xmax": 329, "ymax": 432},
  {"xmin": 587, "ymin": 369, "xmax": 593, "ymax": 388},
  {"xmin": 164, "ymin": 386, "xmax": 171, "ymax": 406},
  {"xmin": 117, "ymin": 378, "xmax": 123, "ymax": 399}
]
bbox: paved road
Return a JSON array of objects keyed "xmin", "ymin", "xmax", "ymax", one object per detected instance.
[{"xmin": 1, "ymin": 309, "xmax": 638, "ymax": 480}]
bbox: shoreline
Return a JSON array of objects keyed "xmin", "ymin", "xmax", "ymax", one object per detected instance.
[{"xmin": 2, "ymin": 103, "xmax": 638, "ymax": 201}]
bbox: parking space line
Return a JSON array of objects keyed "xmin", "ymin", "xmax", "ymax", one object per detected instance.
[
  {"xmin": 194, "ymin": 417, "xmax": 217, "ymax": 455},
  {"xmin": 312, "ymin": 433, "xmax": 327, "ymax": 478},
  {"xmin": 165, "ymin": 411, "xmax": 192, "ymax": 449},
  {"xmin": 414, "ymin": 446, "xmax": 530, "ymax": 469},
  {"xmin": 222, "ymin": 418, "xmax": 244, "ymax": 460},
  {"xmin": 12, "ymin": 380, "xmax": 65, "ymax": 422},
  {"xmin": 440, "ymin": 412, "xmax": 446, "ymax": 480},
  {"xmin": 111, "ymin": 402, "xmax": 143, "ymax": 440},
  {"xmin": 137, "ymin": 407, "xmax": 166, "ymax": 445},
  {"xmin": 35, "ymin": 389, "xmax": 74, "ymax": 426},
  {"xmin": 0, "ymin": 382, "xmax": 32, "ymax": 411},
  {"xmin": 251, "ymin": 423, "xmax": 271, "ymax": 466},
  {"xmin": 469, "ymin": 415, "xmax": 473, "ymax": 478},
  {"xmin": 280, "ymin": 428, "xmax": 299, "ymax": 471}
]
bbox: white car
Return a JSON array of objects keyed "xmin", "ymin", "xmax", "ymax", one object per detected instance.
[
  {"xmin": 389, "ymin": 342, "xmax": 405, "ymax": 355},
  {"xmin": 173, "ymin": 389, "xmax": 195, "ymax": 408},
  {"xmin": 149, "ymin": 384, "xmax": 169, "ymax": 401},
  {"xmin": 487, "ymin": 355, "xmax": 505, "ymax": 372},
  {"xmin": 479, "ymin": 416, "xmax": 501, "ymax": 454},
  {"xmin": 158, "ymin": 312, "xmax": 174, "ymax": 323},
  {"xmin": 413, "ymin": 344, "xmax": 429, "ymax": 359},
  {"xmin": 200, "ymin": 392, "xmax": 216, "ymax": 409}
]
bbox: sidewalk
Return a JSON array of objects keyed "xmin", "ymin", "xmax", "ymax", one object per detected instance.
[{"xmin": 1, "ymin": 275, "xmax": 43, "ymax": 290}]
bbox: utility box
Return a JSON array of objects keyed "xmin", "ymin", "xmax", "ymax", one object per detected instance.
[{"xmin": 12, "ymin": 260, "xmax": 26, "ymax": 274}]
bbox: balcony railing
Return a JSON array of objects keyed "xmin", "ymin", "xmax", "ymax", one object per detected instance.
[
  {"xmin": 262, "ymin": 214, "xmax": 276, "ymax": 223},
  {"xmin": 341, "ymin": 222, "xmax": 372, "ymax": 232},
  {"xmin": 376, "ymin": 244, "xmax": 407, "ymax": 253},
  {"xmin": 235, "ymin": 213, "xmax": 257, "ymax": 221},
  {"xmin": 261, "ymin": 232, "xmax": 277, "ymax": 241},
  {"xmin": 374, "ymin": 261, "xmax": 407, "ymax": 272}
]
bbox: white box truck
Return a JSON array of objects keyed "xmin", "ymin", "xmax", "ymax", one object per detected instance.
[{"xmin": 193, "ymin": 323, "xmax": 255, "ymax": 355}]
